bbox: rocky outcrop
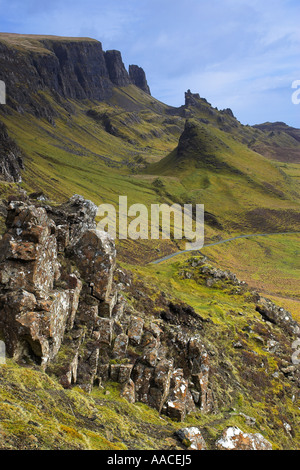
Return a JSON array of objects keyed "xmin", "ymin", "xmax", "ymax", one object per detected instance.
[
  {"xmin": 129, "ymin": 65, "xmax": 151, "ymax": 95},
  {"xmin": 256, "ymin": 297, "xmax": 300, "ymax": 336},
  {"xmin": 0, "ymin": 194, "xmax": 215, "ymax": 421},
  {"xmin": 0, "ymin": 199, "xmax": 84, "ymax": 366},
  {"xmin": 0, "ymin": 198, "xmax": 298, "ymax": 429},
  {"xmin": 182, "ymin": 255, "xmax": 300, "ymax": 338},
  {"xmin": 104, "ymin": 50, "xmax": 131, "ymax": 87},
  {"xmin": 0, "ymin": 121, "xmax": 24, "ymax": 182}
]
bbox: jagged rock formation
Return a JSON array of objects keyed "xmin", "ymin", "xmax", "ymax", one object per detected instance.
[
  {"xmin": 0, "ymin": 121, "xmax": 24, "ymax": 182},
  {"xmin": 0, "ymin": 194, "xmax": 215, "ymax": 421},
  {"xmin": 129, "ymin": 65, "xmax": 151, "ymax": 95},
  {"xmin": 104, "ymin": 50, "xmax": 131, "ymax": 87}
]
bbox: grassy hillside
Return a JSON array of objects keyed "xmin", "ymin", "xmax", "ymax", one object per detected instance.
[{"xmin": 0, "ymin": 34, "xmax": 299, "ymax": 451}]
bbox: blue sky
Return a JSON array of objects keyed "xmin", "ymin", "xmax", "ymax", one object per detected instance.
[{"xmin": 0, "ymin": 0, "xmax": 300, "ymax": 127}]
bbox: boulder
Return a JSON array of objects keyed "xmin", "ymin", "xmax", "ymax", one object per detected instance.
[
  {"xmin": 215, "ymin": 427, "xmax": 272, "ymax": 450},
  {"xmin": 175, "ymin": 427, "xmax": 207, "ymax": 450}
]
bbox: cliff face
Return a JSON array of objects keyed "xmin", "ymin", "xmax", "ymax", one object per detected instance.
[
  {"xmin": 129, "ymin": 65, "xmax": 151, "ymax": 95},
  {"xmin": 0, "ymin": 34, "xmax": 150, "ymax": 119},
  {"xmin": 104, "ymin": 50, "xmax": 131, "ymax": 87},
  {"xmin": 0, "ymin": 121, "xmax": 24, "ymax": 182}
]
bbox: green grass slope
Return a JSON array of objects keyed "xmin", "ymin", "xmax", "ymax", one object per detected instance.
[{"xmin": 144, "ymin": 118, "xmax": 300, "ymax": 235}]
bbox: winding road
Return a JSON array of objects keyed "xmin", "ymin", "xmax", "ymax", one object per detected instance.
[{"xmin": 151, "ymin": 231, "xmax": 300, "ymax": 265}]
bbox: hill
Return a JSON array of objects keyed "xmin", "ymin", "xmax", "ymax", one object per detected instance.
[{"xmin": 0, "ymin": 33, "xmax": 299, "ymax": 451}]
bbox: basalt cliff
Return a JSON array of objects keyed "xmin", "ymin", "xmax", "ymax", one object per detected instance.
[{"xmin": 0, "ymin": 33, "xmax": 150, "ymax": 121}]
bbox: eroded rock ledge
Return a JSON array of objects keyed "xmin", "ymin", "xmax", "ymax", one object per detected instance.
[{"xmin": 0, "ymin": 194, "xmax": 215, "ymax": 422}]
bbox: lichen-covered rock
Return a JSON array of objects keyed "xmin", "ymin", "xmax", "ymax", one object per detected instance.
[
  {"xmin": 121, "ymin": 378, "xmax": 135, "ymax": 404},
  {"xmin": 175, "ymin": 427, "xmax": 207, "ymax": 450},
  {"xmin": 148, "ymin": 359, "xmax": 173, "ymax": 413},
  {"xmin": 128, "ymin": 65, "xmax": 151, "ymax": 95},
  {"xmin": 110, "ymin": 364, "xmax": 133, "ymax": 384},
  {"xmin": 215, "ymin": 427, "xmax": 272, "ymax": 450},
  {"xmin": 166, "ymin": 369, "xmax": 196, "ymax": 421},
  {"xmin": 72, "ymin": 229, "xmax": 116, "ymax": 301},
  {"xmin": 127, "ymin": 315, "xmax": 144, "ymax": 346},
  {"xmin": 96, "ymin": 318, "xmax": 114, "ymax": 345},
  {"xmin": 256, "ymin": 297, "xmax": 300, "ymax": 336},
  {"xmin": 104, "ymin": 50, "xmax": 131, "ymax": 87},
  {"xmin": 48, "ymin": 194, "xmax": 98, "ymax": 248},
  {"xmin": 0, "ymin": 202, "xmax": 59, "ymax": 293},
  {"xmin": 0, "ymin": 194, "xmax": 217, "ymax": 423}
]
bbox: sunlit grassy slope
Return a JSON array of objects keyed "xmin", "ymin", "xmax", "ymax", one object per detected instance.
[{"xmin": 144, "ymin": 119, "xmax": 300, "ymax": 234}]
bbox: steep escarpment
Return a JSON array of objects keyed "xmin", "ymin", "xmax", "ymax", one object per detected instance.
[
  {"xmin": 104, "ymin": 50, "xmax": 131, "ymax": 87},
  {"xmin": 0, "ymin": 34, "xmax": 150, "ymax": 120}
]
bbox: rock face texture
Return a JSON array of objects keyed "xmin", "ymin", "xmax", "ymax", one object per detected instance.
[
  {"xmin": 0, "ymin": 194, "xmax": 215, "ymax": 421},
  {"xmin": 256, "ymin": 297, "xmax": 300, "ymax": 336},
  {"xmin": 0, "ymin": 38, "xmax": 111, "ymax": 119},
  {"xmin": 104, "ymin": 50, "xmax": 131, "ymax": 87},
  {"xmin": 0, "ymin": 121, "xmax": 24, "ymax": 182},
  {"xmin": 0, "ymin": 34, "xmax": 150, "ymax": 120},
  {"xmin": 129, "ymin": 65, "xmax": 151, "ymax": 95},
  {"xmin": 175, "ymin": 427, "xmax": 207, "ymax": 450}
]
